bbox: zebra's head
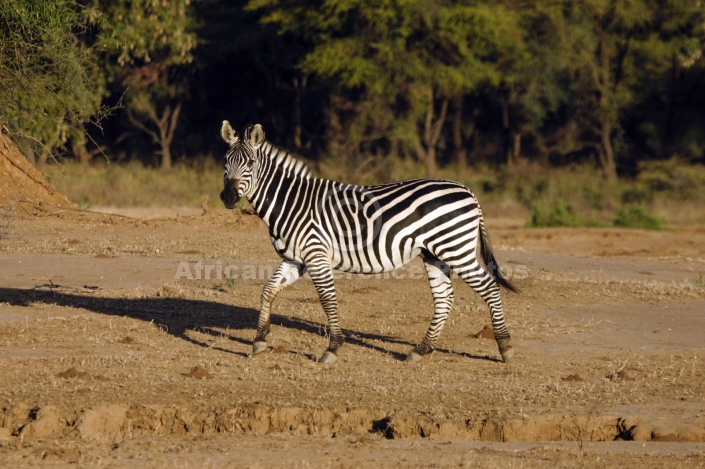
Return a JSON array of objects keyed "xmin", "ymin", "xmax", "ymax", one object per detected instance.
[{"xmin": 219, "ymin": 121, "xmax": 265, "ymax": 209}]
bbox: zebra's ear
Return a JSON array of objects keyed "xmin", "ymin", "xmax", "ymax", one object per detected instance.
[
  {"xmin": 221, "ymin": 120, "xmax": 238, "ymax": 144},
  {"xmin": 250, "ymin": 124, "xmax": 265, "ymax": 148}
]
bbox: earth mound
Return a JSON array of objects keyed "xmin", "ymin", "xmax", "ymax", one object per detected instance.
[{"xmin": 0, "ymin": 132, "xmax": 75, "ymax": 212}]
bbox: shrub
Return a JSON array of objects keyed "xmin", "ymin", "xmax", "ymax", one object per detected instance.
[
  {"xmin": 620, "ymin": 184, "xmax": 653, "ymax": 204},
  {"xmin": 527, "ymin": 200, "xmax": 583, "ymax": 228},
  {"xmin": 613, "ymin": 205, "xmax": 665, "ymax": 230},
  {"xmin": 0, "ymin": 0, "xmax": 103, "ymax": 159}
]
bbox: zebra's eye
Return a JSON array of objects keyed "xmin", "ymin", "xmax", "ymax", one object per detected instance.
[{"xmin": 247, "ymin": 159, "xmax": 254, "ymax": 169}]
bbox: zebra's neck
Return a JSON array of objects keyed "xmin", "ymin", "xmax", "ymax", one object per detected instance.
[
  {"xmin": 259, "ymin": 142, "xmax": 312, "ymax": 180},
  {"xmin": 249, "ymin": 141, "xmax": 315, "ymax": 226}
]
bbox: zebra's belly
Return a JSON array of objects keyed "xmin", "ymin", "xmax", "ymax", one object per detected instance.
[
  {"xmin": 271, "ymin": 237, "xmax": 306, "ymax": 264},
  {"xmin": 331, "ymin": 246, "xmax": 422, "ymax": 274},
  {"xmin": 273, "ymin": 235, "xmax": 422, "ymax": 274}
]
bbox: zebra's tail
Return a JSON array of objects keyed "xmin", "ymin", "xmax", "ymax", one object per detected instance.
[{"xmin": 479, "ymin": 216, "xmax": 519, "ymax": 293}]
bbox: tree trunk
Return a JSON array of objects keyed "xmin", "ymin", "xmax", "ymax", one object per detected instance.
[
  {"xmin": 160, "ymin": 145, "xmax": 172, "ymax": 170},
  {"xmin": 598, "ymin": 120, "xmax": 617, "ymax": 179},
  {"xmin": 424, "ymin": 147, "xmax": 437, "ymax": 178},
  {"xmin": 500, "ymin": 92, "xmax": 511, "ymax": 167},
  {"xmin": 595, "ymin": 25, "xmax": 618, "ymax": 180},
  {"xmin": 510, "ymin": 131, "xmax": 521, "ymax": 168},
  {"xmin": 128, "ymin": 100, "xmax": 182, "ymax": 170},
  {"xmin": 419, "ymin": 91, "xmax": 449, "ymax": 178},
  {"xmin": 500, "ymin": 87, "xmax": 522, "ymax": 168},
  {"xmin": 452, "ymin": 96, "xmax": 467, "ymax": 171},
  {"xmin": 73, "ymin": 134, "xmax": 91, "ymax": 165},
  {"xmin": 159, "ymin": 102, "xmax": 181, "ymax": 170},
  {"xmin": 293, "ymin": 74, "xmax": 308, "ymax": 150}
]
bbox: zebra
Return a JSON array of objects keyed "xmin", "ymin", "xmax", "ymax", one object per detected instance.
[{"xmin": 219, "ymin": 121, "xmax": 518, "ymax": 364}]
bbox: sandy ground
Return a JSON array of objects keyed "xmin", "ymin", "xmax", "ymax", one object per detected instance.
[{"xmin": 1, "ymin": 208, "xmax": 705, "ymax": 468}]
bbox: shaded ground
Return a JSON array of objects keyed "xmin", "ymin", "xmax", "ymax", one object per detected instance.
[{"xmin": 1, "ymin": 209, "xmax": 705, "ymax": 467}]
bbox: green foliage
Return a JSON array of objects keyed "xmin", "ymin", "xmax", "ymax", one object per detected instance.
[
  {"xmin": 527, "ymin": 200, "xmax": 584, "ymax": 228},
  {"xmin": 637, "ymin": 158, "xmax": 705, "ymax": 200},
  {"xmin": 243, "ymin": 0, "xmax": 705, "ymax": 177},
  {"xmin": 620, "ymin": 185, "xmax": 653, "ymax": 205},
  {"xmin": 3, "ymin": 0, "xmax": 705, "ymax": 193},
  {"xmin": 0, "ymin": 0, "xmax": 103, "ymax": 159},
  {"xmin": 224, "ymin": 273, "xmax": 236, "ymax": 289},
  {"xmin": 85, "ymin": 0, "xmax": 197, "ymax": 167},
  {"xmin": 613, "ymin": 205, "xmax": 665, "ymax": 230},
  {"xmin": 86, "ymin": 0, "xmax": 195, "ymax": 68},
  {"xmin": 250, "ymin": 0, "xmax": 523, "ymax": 171}
]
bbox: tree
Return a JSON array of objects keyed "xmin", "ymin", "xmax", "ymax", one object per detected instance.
[
  {"xmin": 188, "ymin": 0, "xmax": 322, "ymax": 157},
  {"xmin": 624, "ymin": 0, "xmax": 705, "ymax": 164},
  {"xmin": 494, "ymin": 0, "xmax": 575, "ymax": 167},
  {"xmin": 561, "ymin": 0, "xmax": 653, "ymax": 179},
  {"xmin": 86, "ymin": 0, "xmax": 196, "ymax": 169},
  {"xmin": 0, "ymin": 0, "xmax": 104, "ymax": 164},
  {"xmin": 251, "ymin": 0, "xmax": 522, "ymax": 177}
]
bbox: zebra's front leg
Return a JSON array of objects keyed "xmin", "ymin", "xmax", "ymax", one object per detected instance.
[
  {"xmin": 306, "ymin": 258, "xmax": 342, "ymax": 364},
  {"xmin": 407, "ymin": 257, "xmax": 455, "ymax": 363},
  {"xmin": 253, "ymin": 260, "xmax": 305, "ymax": 356}
]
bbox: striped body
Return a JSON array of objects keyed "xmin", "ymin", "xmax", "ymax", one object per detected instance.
[
  {"xmin": 219, "ymin": 122, "xmax": 516, "ymax": 364},
  {"xmin": 256, "ymin": 175, "xmax": 481, "ymax": 274}
]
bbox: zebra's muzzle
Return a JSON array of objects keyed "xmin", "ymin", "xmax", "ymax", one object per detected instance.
[{"xmin": 220, "ymin": 178, "xmax": 241, "ymax": 209}]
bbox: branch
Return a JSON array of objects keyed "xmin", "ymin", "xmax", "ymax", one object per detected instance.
[
  {"xmin": 126, "ymin": 107, "xmax": 159, "ymax": 142},
  {"xmin": 2, "ymin": 127, "xmax": 61, "ymax": 165},
  {"xmin": 164, "ymin": 101, "xmax": 182, "ymax": 145}
]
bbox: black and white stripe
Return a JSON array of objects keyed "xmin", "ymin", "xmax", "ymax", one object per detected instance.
[{"xmin": 219, "ymin": 121, "xmax": 517, "ymax": 364}]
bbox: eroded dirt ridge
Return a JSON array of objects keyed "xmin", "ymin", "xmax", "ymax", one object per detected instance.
[{"xmin": 7, "ymin": 402, "xmax": 701, "ymax": 444}]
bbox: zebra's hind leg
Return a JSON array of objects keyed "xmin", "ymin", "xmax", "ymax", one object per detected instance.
[
  {"xmin": 306, "ymin": 258, "xmax": 342, "ymax": 364},
  {"xmin": 455, "ymin": 264, "xmax": 513, "ymax": 363},
  {"xmin": 406, "ymin": 256, "xmax": 455, "ymax": 363},
  {"xmin": 253, "ymin": 260, "xmax": 305, "ymax": 356}
]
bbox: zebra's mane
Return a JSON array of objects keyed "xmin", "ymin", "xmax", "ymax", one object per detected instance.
[{"xmin": 260, "ymin": 141, "xmax": 313, "ymax": 179}]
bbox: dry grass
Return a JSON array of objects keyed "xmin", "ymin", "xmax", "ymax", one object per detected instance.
[{"xmin": 40, "ymin": 158, "xmax": 705, "ymax": 227}]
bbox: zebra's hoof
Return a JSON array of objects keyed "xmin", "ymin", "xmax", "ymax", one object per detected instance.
[
  {"xmin": 405, "ymin": 351, "xmax": 423, "ymax": 363},
  {"xmin": 318, "ymin": 351, "xmax": 338, "ymax": 364},
  {"xmin": 252, "ymin": 341, "xmax": 270, "ymax": 356},
  {"xmin": 500, "ymin": 345, "xmax": 514, "ymax": 364}
]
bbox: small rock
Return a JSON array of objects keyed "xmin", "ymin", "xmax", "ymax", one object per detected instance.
[
  {"xmin": 562, "ymin": 374, "xmax": 584, "ymax": 382},
  {"xmin": 472, "ymin": 325, "xmax": 494, "ymax": 340},
  {"xmin": 607, "ymin": 370, "xmax": 635, "ymax": 381},
  {"xmin": 186, "ymin": 366, "xmax": 214, "ymax": 380},
  {"xmin": 56, "ymin": 367, "xmax": 89, "ymax": 379}
]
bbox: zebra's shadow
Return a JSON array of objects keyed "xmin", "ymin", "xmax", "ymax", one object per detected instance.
[
  {"xmin": 0, "ymin": 287, "xmax": 411, "ymax": 361},
  {"xmin": 0, "ymin": 287, "xmax": 498, "ymax": 363}
]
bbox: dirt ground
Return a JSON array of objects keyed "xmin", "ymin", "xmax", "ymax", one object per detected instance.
[{"xmin": 1, "ymin": 205, "xmax": 705, "ymax": 468}]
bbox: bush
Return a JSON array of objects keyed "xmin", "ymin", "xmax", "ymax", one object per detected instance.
[
  {"xmin": 637, "ymin": 159, "xmax": 705, "ymax": 201},
  {"xmin": 0, "ymin": 0, "xmax": 103, "ymax": 159},
  {"xmin": 620, "ymin": 184, "xmax": 653, "ymax": 204},
  {"xmin": 527, "ymin": 200, "xmax": 583, "ymax": 228},
  {"xmin": 613, "ymin": 205, "xmax": 665, "ymax": 230}
]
